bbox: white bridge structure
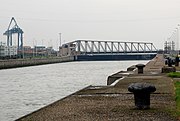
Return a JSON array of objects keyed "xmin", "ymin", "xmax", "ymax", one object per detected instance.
[{"xmin": 61, "ymin": 40, "xmax": 157, "ymax": 56}]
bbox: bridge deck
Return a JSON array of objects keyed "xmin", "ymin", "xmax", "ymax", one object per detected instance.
[{"xmin": 75, "ymin": 53, "xmax": 157, "ymax": 61}]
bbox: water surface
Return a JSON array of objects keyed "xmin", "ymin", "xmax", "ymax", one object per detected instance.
[{"xmin": 0, "ymin": 61, "xmax": 147, "ymax": 121}]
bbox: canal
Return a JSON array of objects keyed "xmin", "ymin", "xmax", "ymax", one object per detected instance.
[{"xmin": 0, "ymin": 60, "xmax": 148, "ymax": 121}]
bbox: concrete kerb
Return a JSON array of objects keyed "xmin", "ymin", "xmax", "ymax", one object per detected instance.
[
  {"xmin": 110, "ymin": 77, "xmax": 125, "ymax": 86},
  {"xmin": 107, "ymin": 68, "xmax": 138, "ymax": 85}
]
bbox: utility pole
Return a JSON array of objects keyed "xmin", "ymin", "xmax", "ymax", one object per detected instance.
[
  {"xmin": 59, "ymin": 33, "xmax": 62, "ymax": 47},
  {"xmin": 33, "ymin": 40, "xmax": 34, "ymax": 58}
]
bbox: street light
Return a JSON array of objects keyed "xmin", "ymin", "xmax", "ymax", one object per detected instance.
[
  {"xmin": 176, "ymin": 25, "xmax": 180, "ymax": 51},
  {"xmin": 169, "ymin": 30, "xmax": 176, "ymax": 42},
  {"xmin": 59, "ymin": 33, "xmax": 62, "ymax": 47}
]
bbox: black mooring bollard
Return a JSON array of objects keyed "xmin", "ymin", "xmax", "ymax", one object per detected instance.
[
  {"xmin": 167, "ymin": 58, "xmax": 172, "ymax": 67},
  {"xmin": 175, "ymin": 56, "xmax": 179, "ymax": 66},
  {"xmin": 136, "ymin": 64, "xmax": 145, "ymax": 74},
  {"xmin": 128, "ymin": 83, "xmax": 156, "ymax": 109}
]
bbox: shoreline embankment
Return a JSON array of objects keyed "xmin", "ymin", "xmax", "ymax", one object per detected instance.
[
  {"xmin": 0, "ymin": 53, "xmax": 156, "ymax": 70},
  {"xmin": 0, "ymin": 56, "xmax": 74, "ymax": 69}
]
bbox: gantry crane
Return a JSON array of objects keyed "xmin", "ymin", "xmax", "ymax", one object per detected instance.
[{"xmin": 3, "ymin": 17, "xmax": 24, "ymax": 57}]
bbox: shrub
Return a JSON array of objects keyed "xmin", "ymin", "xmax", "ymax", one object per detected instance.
[{"xmin": 168, "ymin": 72, "xmax": 180, "ymax": 78}]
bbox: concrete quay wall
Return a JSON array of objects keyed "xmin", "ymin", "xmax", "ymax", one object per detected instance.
[
  {"xmin": 0, "ymin": 56, "xmax": 74, "ymax": 69},
  {"xmin": 16, "ymin": 54, "xmax": 178, "ymax": 121}
]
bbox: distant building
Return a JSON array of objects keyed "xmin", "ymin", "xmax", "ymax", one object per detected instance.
[
  {"xmin": 34, "ymin": 46, "xmax": 46, "ymax": 51},
  {"xmin": 46, "ymin": 47, "xmax": 57, "ymax": 56},
  {"xmin": 0, "ymin": 41, "xmax": 58, "ymax": 58},
  {"xmin": 59, "ymin": 43, "xmax": 76, "ymax": 56},
  {"xmin": 9, "ymin": 46, "xmax": 17, "ymax": 56},
  {"xmin": 0, "ymin": 44, "xmax": 17, "ymax": 58},
  {"xmin": 23, "ymin": 46, "xmax": 33, "ymax": 57},
  {"xmin": 0, "ymin": 45, "xmax": 8, "ymax": 57},
  {"xmin": 32, "ymin": 46, "xmax": 57, "ymax": 57},
  {"xmin": 34, "ymin": 46, "xmax": 47, "ymax": 56}
]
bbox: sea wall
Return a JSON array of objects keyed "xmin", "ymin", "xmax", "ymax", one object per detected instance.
[{"xmin": 0, "ymin": 56, "xmax": 74, "ymax": 69}]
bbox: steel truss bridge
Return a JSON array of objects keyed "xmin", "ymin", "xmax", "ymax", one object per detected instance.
[{"xmin": 65, "ymin": 40, "xmax": 157, "ymax": 55}]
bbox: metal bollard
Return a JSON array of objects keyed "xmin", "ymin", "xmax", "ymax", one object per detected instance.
[
  {"xmin": 136, "ymin": 64, "xmax": 145, "ymax": 74},
  {"xmin": 167, "ymin": 58, "xmax": 172, "ymax": 67},
  {"xmin": 175, "ymin": 56, "xmax": 179, "ymax": 66},
  {"xmin": 128, "ymin": 83, "xmax": 156, "ymax": 109}
]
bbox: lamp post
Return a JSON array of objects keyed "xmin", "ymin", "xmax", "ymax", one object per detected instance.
[
  {"xmin": 58, "ymin": 33, "xmax": 62, "ymax": 56},
  {"xmin": 59, "ymin": 33, "xmax": 62, "ymax": 47},
  {"xmin": 169, "ymin": 30, "xmax": 176, "ymax": 42},
  {"xmin": 177, "ymin": 24, "xmax": 180, "ymax": 53}
]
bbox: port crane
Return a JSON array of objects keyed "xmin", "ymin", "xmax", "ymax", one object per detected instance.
[{"xmin": 3, "ymin": 17, "xmax": 24, "ymax": 57}]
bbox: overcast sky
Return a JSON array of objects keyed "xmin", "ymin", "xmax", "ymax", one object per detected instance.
[{"xmin": 0, "ymin": 0, "xmax": 180, "ymax": 50}]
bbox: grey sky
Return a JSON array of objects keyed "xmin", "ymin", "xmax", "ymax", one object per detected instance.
[{"xmin": 0, "ymin": 0, "xmax": 180, "ymax": 50}]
